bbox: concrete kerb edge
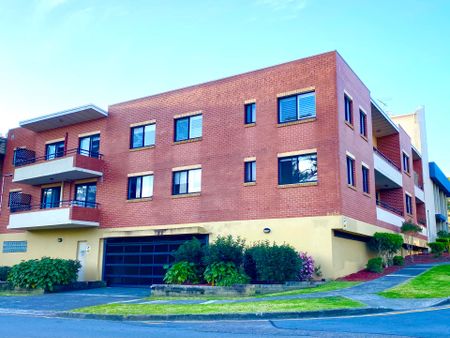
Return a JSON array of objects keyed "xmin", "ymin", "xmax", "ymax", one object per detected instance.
[{"xmin": 57, "ymin": 307, "xmax": 394, "ymax": 322}]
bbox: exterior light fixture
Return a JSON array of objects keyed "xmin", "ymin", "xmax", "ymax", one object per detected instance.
[
  {"xmin": 263, "ymin": 227, "xmax": 271, "ymax": 234},
  {"xmin": 57, "ymin": 238, "xmax": 63, "ymax": 243}
]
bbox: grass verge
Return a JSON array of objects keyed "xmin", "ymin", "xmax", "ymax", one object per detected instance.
[
  {"xmin": 379, "ymin": 264, "xmax": 450, "ymax": 299},
  {"xmin": 73, "ymin": 296, "xmax": 364, "ymax": 315}
]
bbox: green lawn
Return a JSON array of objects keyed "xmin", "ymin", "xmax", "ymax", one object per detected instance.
[
  {"xmin": 147, "ymin": 281, "xmax": 359, "ymax": 301},
  {"xmin": 379, "ymin": 264, "xmax": 450, "ymax": 299},
  {"xmin": 73, "ymin": 296, "xmax": 364, "ymax": 315}
]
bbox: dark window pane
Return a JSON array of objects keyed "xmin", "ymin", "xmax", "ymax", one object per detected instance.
[
  {"xmin": 245, "ymin": 103, "xmax": 256, "ymax": 124},
  {"xmin": 175, "ymin": 118, "xmax": 189, "ymax": 141},
  {"xmin": 131, "ymin": 126, "xmax": 144, "ymax": 148},
  {"xmin": 279, "ymin": 96, "xmax": 297, "ymax": 123},
  {"xmin": 173, "ymin": 171, "xmax": 188, "ymax": 195},
  {"xmin": 244, "ymin": 161, "xmax": 256, "ymax": 183},
  {"xmin": 128, "ymin": 177, "xmax": 139, "ymax": 199},
  {"xmin": 279, "ymin": 157, "xmax": 297, "ymax": 185},
  {"xmin": 345, "ymin": 95, "xmax": 353, "ymax": 123}
]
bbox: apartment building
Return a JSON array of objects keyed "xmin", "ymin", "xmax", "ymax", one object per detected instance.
[
  {"xmin": 0, "ymin": 51, "xmax": 431, "ymax": 285},
  {"xmin": 429, "ymin": 163, "xmax": 450, "ymax": 233}
]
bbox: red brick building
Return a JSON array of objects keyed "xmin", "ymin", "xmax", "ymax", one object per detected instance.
[{"xmin": 0, "ymin": 51, "xmax": 429, "ymax": 285}]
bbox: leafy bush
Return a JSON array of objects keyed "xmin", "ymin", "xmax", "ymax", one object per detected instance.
[
  {"xmin": 298, "ymin": 252, "xmax": 315, "ymax": 281},
  {"xmin": 173, "ymin": 238, "xmax": 205, "ymax": 266},
  {"xmin": 393, "ymin": 255, "xmax": 404, "ymax": 266},
  {"xmin": 436, "ymin": 238, "xmax": 450, "ymax": 253},
  {"xmin": 243, "ymin": 241, "xmax": 301, "ymax": 283},
  {"xmin": 366, "ymin": 257, "xmax": 383, "ymax": 273},
  {"xmin": 428, "ymin": 242, "xmax": 445, "ymax": 257},
  {"xmin": 369, "ymin": 233, "xmax": 403, "ymax": 266},
  {"xmin": 203, "ymin": 235, "xmax": 246, "ymax": 267},
  {"xmin": 163, "ymin": 261, "xmax": 199, "ymax": 285},
  {"xmin": 437, "ymin": 231, "xmax": 450, "ymax": 239},
  {"xmin": 0, "ymin": 266, "xmax": 11, "ymax": 281},
  {"xmin": 8, "ymin": 257, "xmax": 81, "ymax": 291},
  {"xmin": 401, "ymin": 221, "xmax": 422, "ymax": 259},
  {"xmin": 203, "ymin": 262, "xmax": 249, "ymax": 286}
]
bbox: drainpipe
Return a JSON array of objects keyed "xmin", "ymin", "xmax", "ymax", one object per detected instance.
[{"xmin": 0, "ymin": 173, "xmax": 13, "ymax": 215}]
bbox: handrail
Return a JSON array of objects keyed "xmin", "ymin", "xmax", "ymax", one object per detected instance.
[
  {"xmin": 373, "ymin": 147, "xmax": 401, "ymax": 171},
  {"xmin": 376, "ymin": 199, "xmax": 404, "ymax": 216},
  {"xmin": 13, "ymin": 148, "xmax": 103, "ymax": 167},
  {"xmin": 10, "ymin": 199, "xmax": 100, "ymax": 213}
]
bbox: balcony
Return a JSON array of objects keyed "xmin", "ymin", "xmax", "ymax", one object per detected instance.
[
  {"xmin": 373, "ymin": 147, "xmax": 402, "ymax": 189},
  {"xmin": 8, "ymin": 200, "xmax": 100, "ymax": 230},
  {"xmin": 13, "ymin": 148, "xmax": 103, "ymax": 185},
  {"xmin": 376, "ymin": 199, "xmax": 405, "ymax": 227}
]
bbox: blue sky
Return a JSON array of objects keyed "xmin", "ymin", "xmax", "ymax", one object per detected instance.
[{"xmin": 0, "ymin": 0, "xmax": 449, "ymax": 173}]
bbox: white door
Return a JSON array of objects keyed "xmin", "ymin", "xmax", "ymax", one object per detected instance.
[{"xmin": 77, "ymin": 241, "xmax": 89, "ymax": 281}]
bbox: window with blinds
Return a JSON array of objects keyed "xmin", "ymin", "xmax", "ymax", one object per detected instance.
[{"xmin": 278, "ymin": 91, "xmax": 316, "ymax": 123}]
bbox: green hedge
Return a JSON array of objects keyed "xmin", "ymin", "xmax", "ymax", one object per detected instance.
[
  {"xmin": 8, "ymin": 257, "xmax": 81, "ymax": 291},
  {"xmin": 367, "ymin": 257, "xmax": 383, "ymax": 273}
]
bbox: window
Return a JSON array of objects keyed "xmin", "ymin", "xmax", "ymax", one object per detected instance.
[
  {"xmin": 346, "ymin": 156, "xmax": 355, "ymax": 187},
  {"xmin": 79, "ymin": 134, "xmax": 100, "ymax": 158},
  {"xmin": 74, "ymin": 182, "xmax": 97, "ymax": 208},
  {"xmin": 244, "ymin": 103, "xmax": 256, "ymax": 124},
  {"xmin": 46, "ymin": 141, "xmax": 65, "ymax": 160},
  {"xmin": 41, "ymin": 186, "xmax": 61, "ymax": 209},
  {"xmin": 344, "ymin": 94, "xmax": 353, "ymax": 124},
  {"xmin": 172, "ymin": 168, "xmax": 202, "ymax": 195},
  {"xmin": 278, "ymin": 153, "xmax": 317, "ymax": 185},
  {"xmin": 278, "ymin": 91, "xmax": 316, "ymax": 123},
  {"xmin": 174, "ymin": 115, "xmax": 202, "ymax": 142},
  {"xmin": 402, "ymin": 152, "xmax": 410, "ymax": 173},
  {"xmin": 244, "ymin": 161, "xmax": 256, "ymax": 183},
  {"xmin": 128, "ymin": 175, "xmax": 154, "ymax": 200},
  {"xmin": 359, "ymin": 110, "xmax": 367, "ymax": 137},
  {"xmin": 3, "ymin": 241, "xmax": 27, "ymax": 253},
  {"xmin": 362, "ymin": 166, "xmax": 370, "ymax": 193},
  {"xmin": 130, "ymin": 124, "xmax": 156, "ymax": 149},
  {"xmin": 405, "ymin": 194, "xmax": 413, "ymax": 215}
]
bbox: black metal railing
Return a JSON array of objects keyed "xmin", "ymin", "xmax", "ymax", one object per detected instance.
[
  {"xmin": 373, "ymin": 147, "xmax": 401, "ymax": 171},
  {"xmin": 417, "ymin": 218, "xmax": 427, "ymax": 226},
  {"xmin": 10, "ymin": 199, "xmax": 100, "ymax": 213},
  {"xmin": 376, "ymin": 199, "xmax": 404, "ymax": 216},
  {"xmin": 13, "ymin": 148, "xmax": 103, "ymax": 167}
]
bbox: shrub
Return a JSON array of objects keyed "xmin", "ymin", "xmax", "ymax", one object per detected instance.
[
  {"xmin": 0, "ymin": 266, "xmax": 11, "ymax": 281},
  {"xmin": 163, "ymin": 261, "xmax": 199, "ymax": 285},
  {"xmin": 298, "ymin": 252, "xmax": 315, "ymax": 281},
  {"xmin": 203, "ymin": 235, "xmax": 246, "ymax": 267},
  {"xmin": 173, "ymin": 238, "xmax": 205, "ymax": 266},
  {"xmin": 244, "ymin": 241, "xmax": 301, "ymax": 283},
  {"xmin": 8, "ymin": 257, "xmax": 81, "ymax": 291},
  {"xmin": 203, "ymin": 262, "xmax": 249, "ymax": 286},
  {"xmin": 369, "ymin": 232, "xmax": 403, "ymax": 266},
  {"xmin": 436, "ymin": 238, "xmax": 450, "ymax": 253},
  {"xmin": 401, "ymin": 221, "xmax": 422, "ymax": 260},
  {"xmin": 437, "ymin": 231, "xmax": 450, "ymax": 239},
  {"xmin": 428, "ymin": 242, "xmax": 445, "ymax": 257},
  {"xmin": 393, "ymin": 255, "xmax": 404, "ymax": 266},
  {"xmin": 366, "ymin": 257, "xmax": 383, "ymax": 273}
]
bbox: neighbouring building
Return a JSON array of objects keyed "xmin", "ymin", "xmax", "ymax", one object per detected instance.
[
  {"xmin": 429, "ymin": 163, "xmax": 450, "ymax": 233},
  {"xmin": 0, "ymin": 51, "xmax": 433, "ymax": 285}
]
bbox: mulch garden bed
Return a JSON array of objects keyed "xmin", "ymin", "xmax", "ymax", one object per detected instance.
[{"xmin": 339, "ymin": 253, "xmax": 450, "ymax": 282}]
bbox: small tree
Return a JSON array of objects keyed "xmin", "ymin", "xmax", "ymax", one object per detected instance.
[
  {"xmin": 369, "ymin": 232, "xmax": 403, "ymax": 266},
  {"xmin": 401, "ymin": 220, "xmax": 422, "ymax": 261}
]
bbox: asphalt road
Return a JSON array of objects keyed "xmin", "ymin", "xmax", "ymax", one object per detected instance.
[{"xmin": 0, "ymin": 307, "xmax": 449, "ymax": 338}]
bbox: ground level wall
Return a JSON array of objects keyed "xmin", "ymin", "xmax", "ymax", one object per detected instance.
[{"xmin": 0, "ymin": 215, "xmax": 428, "ymax": 281}]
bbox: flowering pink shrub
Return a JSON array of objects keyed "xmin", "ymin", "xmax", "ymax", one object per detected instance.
[{"xmin": 298, "ymin": 252, "xmax": 315, "ymax": 281}]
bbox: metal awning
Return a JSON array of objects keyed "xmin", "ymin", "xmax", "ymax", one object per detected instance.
[{"xmin": 20, "ymin": 104, "xmax": 108, "ymax": 132}]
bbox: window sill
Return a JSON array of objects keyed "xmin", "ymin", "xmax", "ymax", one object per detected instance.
[
  {"xmin": 363, "ymin": 192, "xmax": 371, "ymax": 198},
  {"xmin": 347, "ymin": 184, "xmax": 357, "ymax": 191},
  {"xmin": 126, "ymin": 197, "xmax": 153, "ymax": 203},
  {"xmin": 244, "ymin": 123, "xmax": 256, "ymax": 128},
  {"xmin": 173, "ymin": 137, "xmax": 202, "ymax": 145},
  {"xmin": 345, "ymin": 121, "xmax": 354, "ymax": 130},
  {"xmin": 404, "ymin": 171, "xmax": 411, "ymax": 177},
  {"xmin": 406, "ymin": 213, "xmax": 413, "ymax": 218},
  {"xmin": 243, "ymin": 182, "xmax": 256, "ymax": 186},
  {"xmin": 360, "ymin": 134, "xmax": 368, "ymax": 142},
  {"xmin": 129, "ymin": 145, "xmax": 155, "ymax": 152},
  {"xmin": 278, "ymin": 181, "xmax": 318, "ymax": 189},
  {"xmin": 277, "ymin": 117, "xmax": 316, "ymax": 128},
  {"xmin": 171, "ymin": 192, "xmax": 201, "ymax": 199}
]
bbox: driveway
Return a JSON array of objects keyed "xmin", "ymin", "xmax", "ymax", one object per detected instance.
[{"xmin": 0, "ymin": 287, "xmax": 149, "ymax": 314}]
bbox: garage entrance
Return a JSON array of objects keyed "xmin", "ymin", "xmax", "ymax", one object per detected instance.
[{"xmin": 103, "ymin": 234, "xmax": 208, "ymax": 286}]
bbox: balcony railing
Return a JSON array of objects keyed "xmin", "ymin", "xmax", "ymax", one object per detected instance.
[
  {"xmin": 413, "ymin": 171, "xmax": 424, "ymax": 190},
  {"xmin": 417, "ymin": 218, "xmax": 427, "ymax": 227},
  {"xmin": 376, "ymin": 199, "xmax": 404, "ymax": 216},
  {"xmin": 10, "ymin": 200, "xmax": 100, "ymax": 213},
  {"xmin": 373, "ymin": 147, "xmax": 401, "ymax": 171},
  {"xmin": 13, "ymin": 148, "xmax": 103, "ymax": 167}
]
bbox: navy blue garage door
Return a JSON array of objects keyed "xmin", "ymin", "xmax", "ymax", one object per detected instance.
[{"xmin": 103, "ymin": 234, "xmax": 208, "ymax": 286}]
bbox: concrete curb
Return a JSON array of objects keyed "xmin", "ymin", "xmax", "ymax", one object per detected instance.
[
  {"xmin": 57, "ymin": 307, "xmax": 394, "ymax": 322},
  {"xmin": 432, "ymin": 297, "xmax": 450, "ymax": 307}
]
